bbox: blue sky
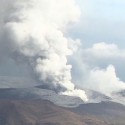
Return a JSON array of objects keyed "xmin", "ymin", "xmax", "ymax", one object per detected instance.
[{"xmin": 71, "ymin": 0, "xmax": 125, "ymax": 47}]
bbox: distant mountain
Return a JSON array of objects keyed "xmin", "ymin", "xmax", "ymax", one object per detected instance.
[{"xmin": 0, "ymin": 100, "xmax": 109, "ymax": 125}]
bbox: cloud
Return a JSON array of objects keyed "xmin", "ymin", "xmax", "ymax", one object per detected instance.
[
  {"xmin": 82, "ymin": 42, "xmax": 125, "ymax": 81},
  {"xmin": 70, "ymin": 42, "xmax": 125, "ymax": 96},
  {"xmin": 84, "ymin": 42, "xmax": 125, "ymax": 58},
  {"xmin": 86, "ymin": 65, "xmax": 125, "ymax": 96}
]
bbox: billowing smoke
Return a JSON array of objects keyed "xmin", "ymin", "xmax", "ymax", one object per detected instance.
[
  {"xmin": 86, "ymin": 65, "xmax": 125, "ymax": 96},
  {"xmin": 0, "ymin": 0, "xmax": 88, "ymax": 101},
  {"xmin": 71, "ymin": 42, "xmax": 125, "ymax": 97}
]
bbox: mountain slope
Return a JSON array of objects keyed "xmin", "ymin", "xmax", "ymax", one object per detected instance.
[
  {"xmin": 0, "ymin": 88, "xmax": 125, "ymax": 125},
  {"xmin": 0, "ymin": 100, "xmax": 109, "ymax": 125},
  {"xmin": 71, "ymin": 101, "xmax": 125, "ymax": 125},
  {"xmin": 0, "ymin": 87, "xmax": 112, "ymax": 108}
]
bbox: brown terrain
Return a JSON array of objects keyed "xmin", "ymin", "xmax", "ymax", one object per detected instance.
[
  {"xmin": 71, "ymin": 101, "xmax": 125, "ymax": 125},
  {"xmin": 0, "ymin": 100, "xmax": 110, "ymax": 125}
]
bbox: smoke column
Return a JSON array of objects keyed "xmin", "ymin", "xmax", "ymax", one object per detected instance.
[{"xmin": 0, "ymin": 0, "xmax": 88, "ymax": 101}]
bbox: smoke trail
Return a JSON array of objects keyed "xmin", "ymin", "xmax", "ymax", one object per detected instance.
[{"xmin": 0, "ymin": 0, "xmax": 88, "ymax": 101}]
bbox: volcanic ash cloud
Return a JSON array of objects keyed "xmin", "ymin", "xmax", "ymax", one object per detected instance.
[{"xmin": 0, "ymin": 0, "xmax": 88, "ymax": 101}]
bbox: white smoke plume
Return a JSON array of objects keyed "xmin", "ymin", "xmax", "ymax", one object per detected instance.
[
  {"xmin": 71, "ymin": 42, "xmax": 125, "ymax": 97},
  {"xmin": 86, "ymin": 65, "xmax": 125, "ymax": 96},
  {"xmin": 0, "ymin": 0, "xmax": 88, "ymax": 101}
]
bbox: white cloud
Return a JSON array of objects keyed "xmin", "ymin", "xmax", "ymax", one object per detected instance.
[
  {"xmin": 84, "ymin": 42, "xmax": 125, "ymax": 58},
  {"xmin": 81, "ymin": 42, "xmax": 125, "ymax": 81},
  {"xmin": 86, "ymin": 65, "xmax": 125, "ymax": 96},
  {"xmin": 70, "ymin": 42, "xmax": 125, "ymax": 96}
]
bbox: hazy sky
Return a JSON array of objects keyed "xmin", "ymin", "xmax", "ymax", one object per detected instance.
[{"xmin": 72, "ymin": 0, "xmax": 125, "ymax": 47}]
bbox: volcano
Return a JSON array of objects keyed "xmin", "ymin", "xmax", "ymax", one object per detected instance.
[
  {"xmin": 0, "ymin": 87, "xmax": 125, "ymax": 125},
  {"xmin": 0, "ymin": 99, "xmax": 110, "ymax": 125}
]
